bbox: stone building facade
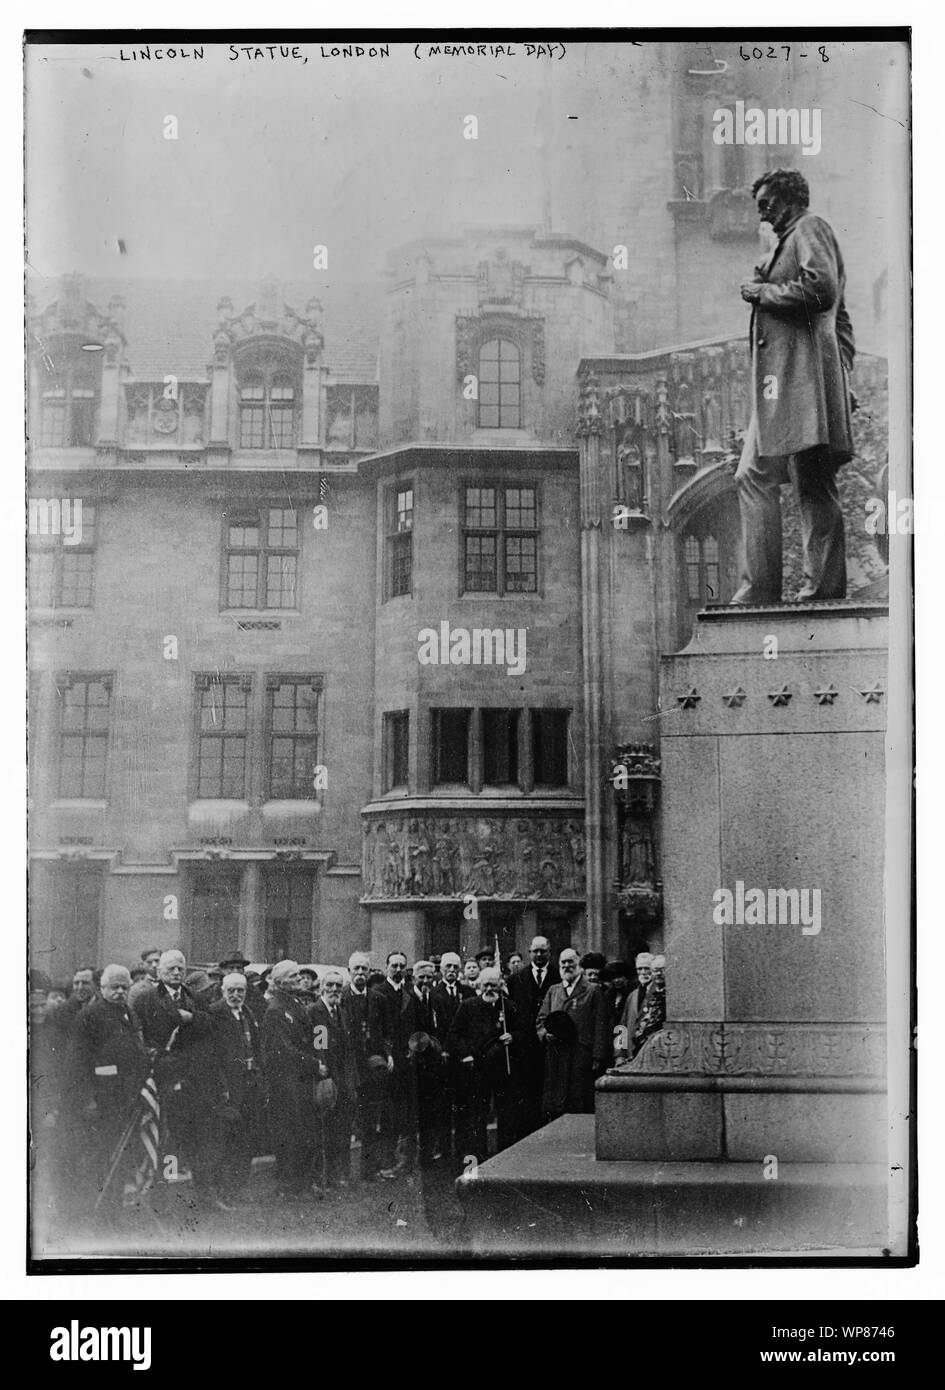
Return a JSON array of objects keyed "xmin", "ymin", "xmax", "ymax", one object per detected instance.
[{"xmin": 28, "ymin": 42, "xmax": 891, "ymax": 976}]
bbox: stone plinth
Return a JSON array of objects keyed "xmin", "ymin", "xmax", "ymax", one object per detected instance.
[
  {"xmin": 456, "ymin": 1116, "xmax": 888, "ymax": 1256},
  {"xmin": 598, "ymin": 603, "xmax": 888, "ymax": 1169}
]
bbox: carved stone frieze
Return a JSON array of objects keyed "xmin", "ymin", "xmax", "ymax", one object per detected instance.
[
  {"xmin": 360, "ymin": 811, "xmax": 586, "ymax": 902},
  {"xmin": 624, "ymin": 1021, "xmax": 886, "ymax": 1078}
]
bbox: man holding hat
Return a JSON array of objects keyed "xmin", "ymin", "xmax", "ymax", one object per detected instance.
[
  {"xmin": 631, "ymin": 955, "xmax": 667, "ymax": 1060},
  {"xmin": 507, "ymin": 935, "xmax": 560, "ymax": 1137},
  {"xmin": 261, "ymin": 960, "xmax": 327, "ymax": 1200},
  {"xmin": 537, "ymin": 949, "xmax": 607, "ymax": 1119}
]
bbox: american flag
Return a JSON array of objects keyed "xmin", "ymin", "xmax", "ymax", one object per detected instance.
[
  {"xmin": 94, "ymin": 1072, "xmax": 162, "ymax": 1211},
  {"xmin": 318, "ymin": 475, "xmax": 331, "ymax": 504},
  {"xmin": 131, "ymin": 1073, "xmax": 161, "ymax": 1196}
]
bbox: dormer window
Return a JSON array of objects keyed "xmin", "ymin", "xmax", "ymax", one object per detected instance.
[
  {"xmin": 237, "ymin": 360, "xmax": 297, "ymax": 449},
  {"xmin": 478, "ymin": 338, "xmax": 521, "ymax": 429},
  {"xmin": 38, "ymin": 345, "xmax": 100, "ymax": 448}
]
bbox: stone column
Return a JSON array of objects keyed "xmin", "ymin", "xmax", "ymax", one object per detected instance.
[
  {"xmin": 240, "ymin": 861, "xmax": 263, "ymax": 961},
  {"xmin": 578, "ymin": 369, "xmax": 605, "ymax": 952}
]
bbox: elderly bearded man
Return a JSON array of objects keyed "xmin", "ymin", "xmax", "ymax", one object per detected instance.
[
  {"xmin": 209, "ymin": 972, "xmax": 263, "ymax": 1206},
  {"xmin": 537, "ymin": 949, "xmax": 608, "ymax": 1119},
  {"xmin": 448, "ymin": 968, "xmax": 526, "ymax": 1160},
  {"xmin": 732, "ymin": 168, "xmax": 856, "ymax": 604},
  {"xmin": 310, "ymin": 968, "xmax": 358, "ymax": 1187},
  {"xmin": 261, "ymin": 960, "xmax": 327, "ymax": 1200},
  {"xmin": 74, "ymin": 965, "xmax": 149, "ymax": 1214},
  {"xmin": 131, "ymin": 949, "xmax": 217, "ymax": 1205}
]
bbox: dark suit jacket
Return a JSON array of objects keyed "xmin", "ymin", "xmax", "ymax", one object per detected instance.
[
  {"xmin": 309, "ymin": 997, "xmax": 357, "ymax": 1096},
  {"xmin": 339, "ymin": 985, "xmax": 382, "ymax": 1074},
  {"xmin": 73, "ymin": 996, "xmax": 149, "ymax": 1115},
  {"xmin": 448, "ymin": 995, "xmax": 527, "ymax": 1083},
  {"xmin": 370, "ymin": 980, "xmax": 419, "ymax": 1066},
  {"xmin": 131, "ymin": 981, "xmax": 214, "ymax": 1090},
  {"xmin": 508, "ymin": 965, "xmax": 561, "ymax": 1039},
  {"xmin": 261, "ymin": 989, "xmax": 321, "ymax": 1126},
  {"xmin": 432, "ymin": 980, "xmax": 473, "ymax": 1048},
  {"xmin": 209, "ymin": 998, "xmax": 262, "ymax": 1110}
]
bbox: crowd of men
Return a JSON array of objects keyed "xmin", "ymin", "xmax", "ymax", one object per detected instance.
[{"xmin": 29, "ymin": 938, "xmax": 666, "ymax": 1218}]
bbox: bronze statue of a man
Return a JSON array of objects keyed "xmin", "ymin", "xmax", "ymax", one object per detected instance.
[{"xmin": 731, "ymin": 169, "xmax": 856, "ymax": 604}]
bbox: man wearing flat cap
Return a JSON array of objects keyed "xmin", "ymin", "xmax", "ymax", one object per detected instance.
[{"xmin": 537, "ymin": 949, "xmax": 607, "ymax": 1119}]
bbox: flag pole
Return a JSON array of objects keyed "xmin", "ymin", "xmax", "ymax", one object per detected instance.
[{"xmin": 496, "ymin": 935, "xmax": 511, "ymax": 1076}]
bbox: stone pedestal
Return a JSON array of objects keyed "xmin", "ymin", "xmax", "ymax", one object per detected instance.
[
  {"xmin": 457, "ymin": 603, "xmax": 892, "ymax": 1255},
  {"xmin": 598, "ymin": 602, "xmax": 888, "ymax": 1181}
]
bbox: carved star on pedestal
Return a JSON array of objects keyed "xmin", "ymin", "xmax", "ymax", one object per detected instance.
[
  {"xmin": 767, "ymin": 685, "xmax": 792, "ymax": 707},
  {"xmin": 676, "ymin": 687, "xmax": 701, "ymax": 709},
  {"xmin": 858, "ymin": 682, "xmax": 885, "ymax": 704},
  {"xmin": 813, "ymin": 684, "xmax": 839, "ymax": 706},
  {"xmin": 722, "ymin": 687, "xmax": 747, "ymax": 708}
]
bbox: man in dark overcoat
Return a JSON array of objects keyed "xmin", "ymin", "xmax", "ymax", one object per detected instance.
[
  {"xmin": 537, "ymin": 948, "xmax": 608, "ymax": 1119},
  {"xmin": 507, "ymin": 935, "xmax": 560, "ymax": 1136},
  {"xmin": 370, "ymin": 950, "xmax": 419, "ymax": 1177},
  {"xmin": 131, "ymin": 948, "xmax": 217, "ymax": 1202},
  {"xmin": 340, "ymin": 951, "xmax": 385, "ymax": 1180},
  {"xmin": 432, "ymin": 951, "xmax": 473, "ymax": 1162},
  {"xmin": 448, "ymin": 968, "xmax": 527, "ymax": 1161},
  {"xmin": 733, "ymin": 168, "xmax": 857, "ymax": 604},
  {"xmin": 74, "ymin": 964, "xmax": 150, "ymax": 1212},
  {"xmin": 260, "ymin": 959, "xmax": 326, "ymax": 1200},
  {"xmin": 309, "ymin": 968, "xmax": 358, "ymax": 1186},
  {"xmin": 209, "ymin": 971, "xmax": 264, "ymax": 1204}
]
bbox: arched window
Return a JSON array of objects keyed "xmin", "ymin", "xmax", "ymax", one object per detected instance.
[
  {"xmin": 238, "ymin": 362, "xmax": 297, "ymax": 449},
  {"xmin": 478, "ymin": 337, "xmax": 521, "ymax": 429}
]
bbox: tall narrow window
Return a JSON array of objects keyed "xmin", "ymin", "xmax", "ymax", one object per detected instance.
[
  {"xmin": 189, "ymin": 864, "xmax": 242, "ymax": 965},
  {"xmin": 195, "ymin": 675, "xmax": 250, "ymax": 799},
  {"xmin": 29, "ymin": 503, "xmax": 97, "ymax": 609},
  {"xmin": 39, "ymin": 347, "xmax": 100, "ymax": 448},
  {"xmin": 463, "ymin": 484, "xmax": 538, "ymax": 594},
  {"xmin": 482, "ymin": 709, "xmax": 520, "ymax": 785},
  {"xmin": 387, "ymin": 483, "xmax": 413, "ymax": 599},
  {"xmin": 267, "ymin": 677, "xmax": 321, "ymax": 800},
  {"xmin": 433, "ymin": 709, "xmax": 470, "ymax": 785},
  {"xmin": 532, "ymin": 709, "xmax": 569, "ymax": 787},
  {"xmin": 383, "ymin": 711, "xmax": 409, "ymax": 792},
  {"xmin": 225, "ymin": 507, "xmax": 298, "ymax": 610},
  {"xmin": 237, "ymin": 359, "xmax": 298, "ymax": 450},
  {"xmin": 478, "ymin": 338, "xmax": 521, "ymax": 429},
  {"xmin": 57, "ymin": 674, "xmax": 112, "ymax": 798}
]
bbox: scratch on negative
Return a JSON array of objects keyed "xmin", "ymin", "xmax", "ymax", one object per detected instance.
[{"xmin": 848, "ymin": 98, "xmax": 907, "ymax": 129}]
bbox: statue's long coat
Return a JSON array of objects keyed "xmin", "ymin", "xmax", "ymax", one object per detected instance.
[{"xmin": 750, "ymin": 211, "xmax": 856, "ymax": 464}]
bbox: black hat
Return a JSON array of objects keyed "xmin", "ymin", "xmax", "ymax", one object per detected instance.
[
  {"xmin": 543, "ymin": 1010, "xmax": 579, "ymax": 1045},
  {"xmin": 580, "ymin": 951, "xmax": 607, "ymax": 972},
  {"xmin": 218, "ymin": 952, "xmax": 251, "ymax": 970},
  {"xmin": 603, "ymin": 959, "xmax": 631, "ymax": 982},
  {"xmin": 475, "ymin": 948, "xmax": 496, "ymax": 963}
]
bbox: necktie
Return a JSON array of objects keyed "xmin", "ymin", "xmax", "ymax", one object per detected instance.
[{"xmin": 535, "ymin": 970, "xmax": 543, "ymax": 992}]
